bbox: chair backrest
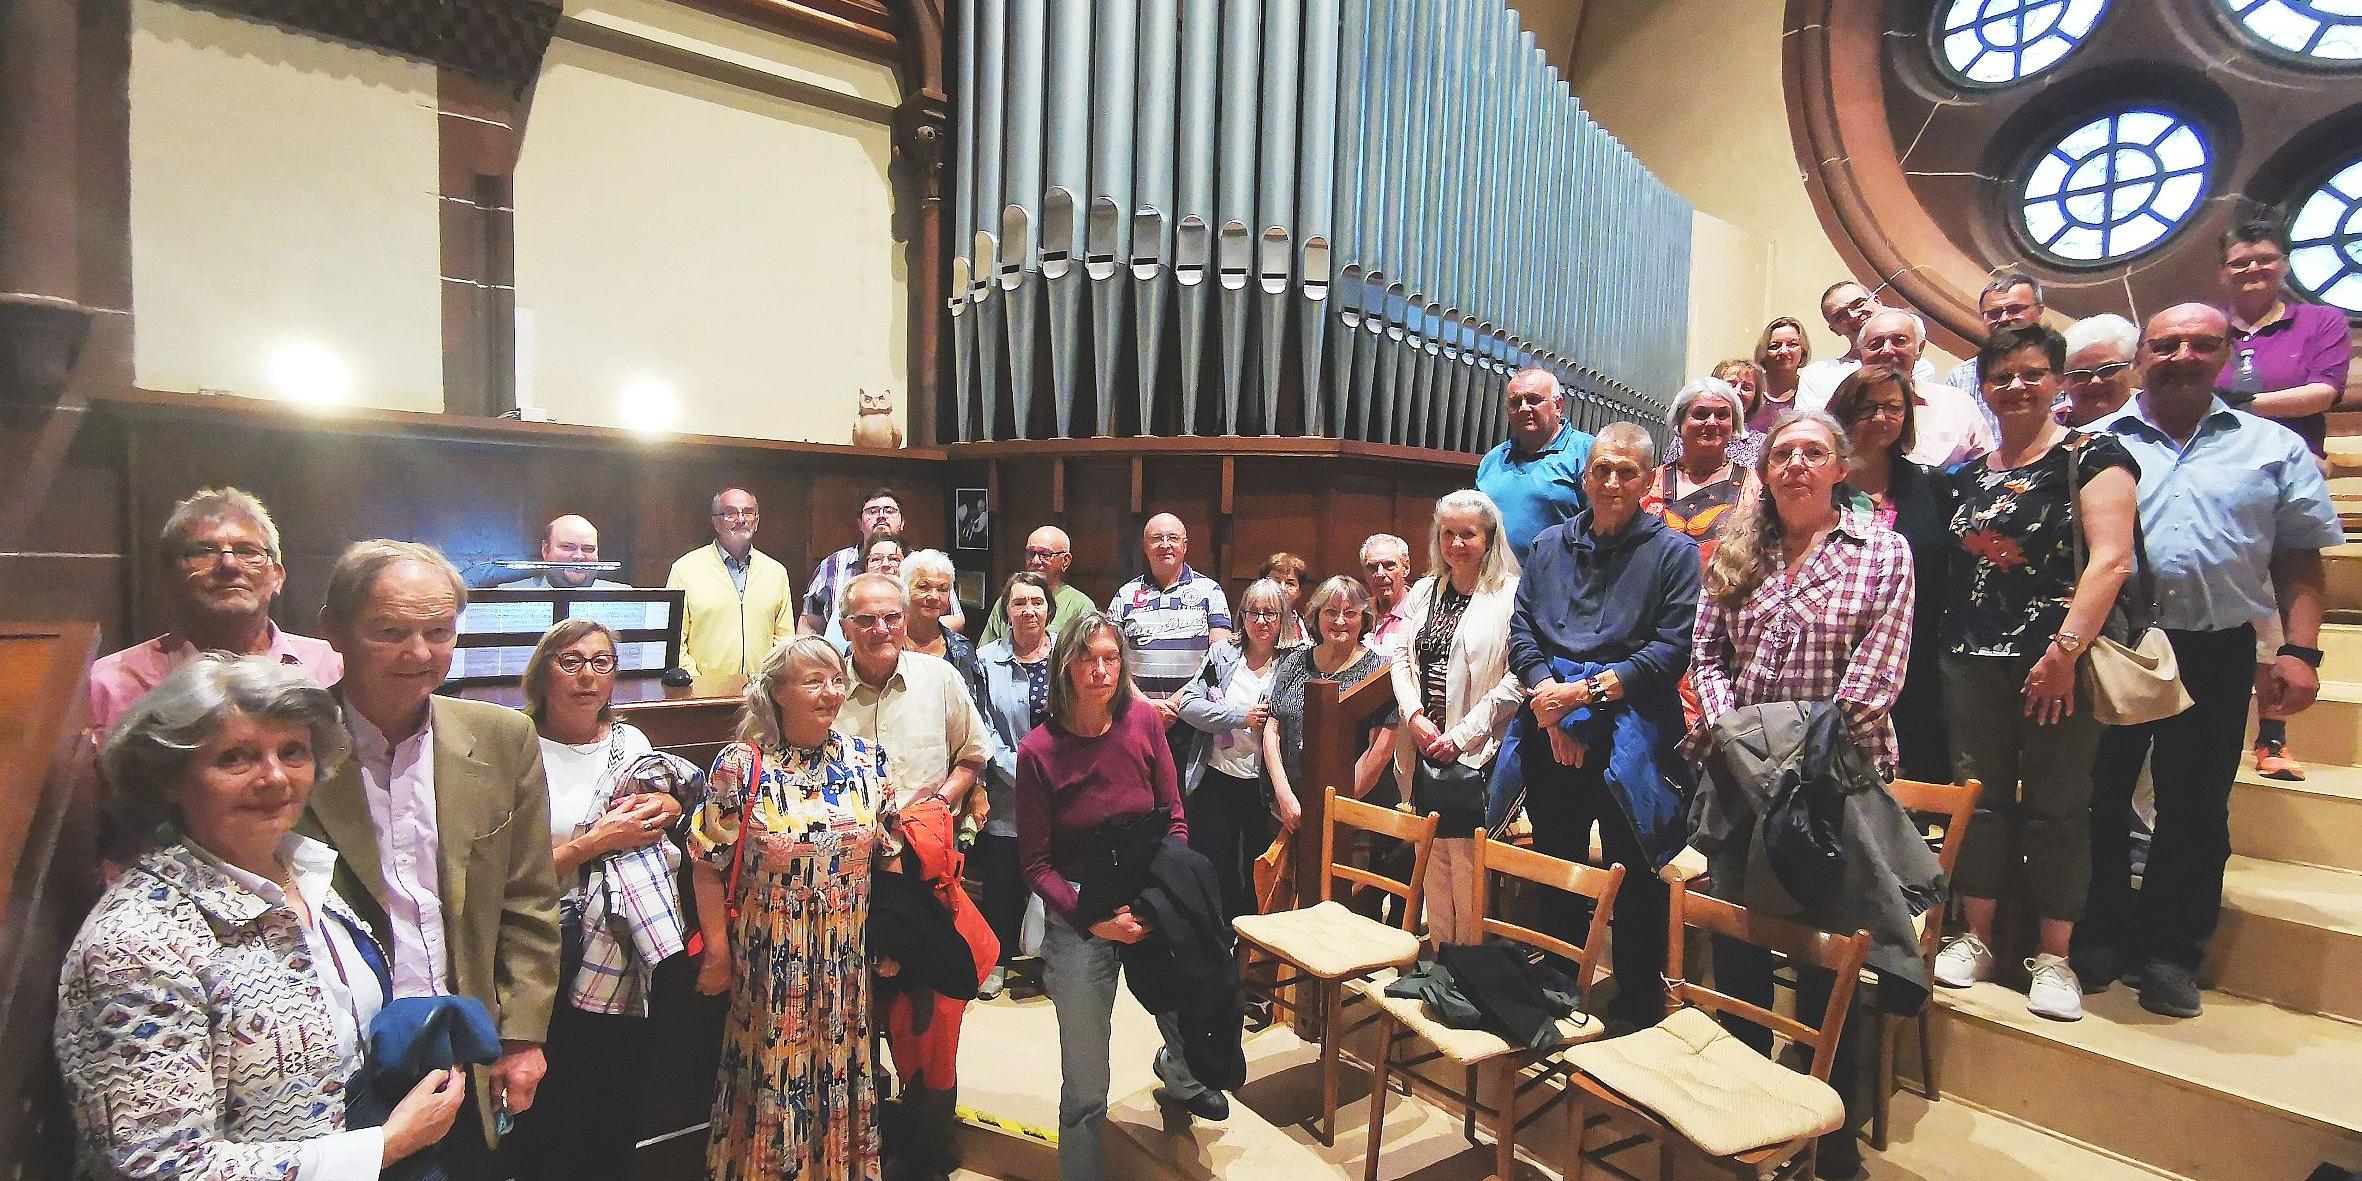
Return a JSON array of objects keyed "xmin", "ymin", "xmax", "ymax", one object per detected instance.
[
  {"xmin": 1663, "ymin": 880, "xmax": 1872, "ymax": 1082},
  {"xmin": 1473, "ymin": 831, "xmax": 1626, "ymax": 1002},
  {"xmin": 1319, "ymin": 785, "xmax": 1439, "ymax": 932},
  {"xmin": 1886, "ymin": 777, "xmax": 1982, "ymax": 959}
]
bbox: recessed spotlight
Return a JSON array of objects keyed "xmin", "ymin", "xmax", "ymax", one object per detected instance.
[
  {"xmin": 265, "ymin": 340, "xmax": 351, "ymax": 406},
  {"xmin": 617, "ymin": 376, "xmax": 679, "ymax": 434}
]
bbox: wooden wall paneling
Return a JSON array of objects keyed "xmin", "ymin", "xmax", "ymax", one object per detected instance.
[
  {"xmin": 1058, "ymin": 455, "xmax": 1139, "ymax": 605},
  {"xmin": 0, "ymin": 407, "xmax": 126, "ymax": 647}
]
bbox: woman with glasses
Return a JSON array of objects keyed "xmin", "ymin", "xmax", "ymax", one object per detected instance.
[
  {"xmin": 1691, "ymin": 410, "xmax": 1916, "ymax": 1178},
  {"xmin": 1257, "ymin": 553, "xmax": 1312, "ymax": 647},
  {"xmin": 1174, "ymin": 578, "xmax": 1291, "ymax": 921},
  {"xmin": 1018, "ymin": 612, "xmax": 1223, "ymax": 1177},
  {"xmin": 902, "ymin": 549, "xmax": 987, "ymax": 705},
  {"xmin": 510, "ymin": 620, "xmax": 690, "ymax": 1181},
  {"xmin": 1932, "ymin": 325, "xmax": 2139, "ymax": 1023},
  {"xmin": 1263, "ymin": 577, "xmax": 1401, "ymax": 823},
  {"xmin": 1827, "ymin": 364, "xmax": 1960, "ymax": 785},
  {"xmin": 688, "ymin": 637, "xmax": 890, "ymax": 1181}
]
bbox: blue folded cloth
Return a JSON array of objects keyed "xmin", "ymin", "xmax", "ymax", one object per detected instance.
[
  {"xmin": 346, "ymin": 995, "xmax": 503, "ymax": 1181},
  {"xmin": 1492, "ymin": 657, "xmax": 1691, "ymax": 870}
]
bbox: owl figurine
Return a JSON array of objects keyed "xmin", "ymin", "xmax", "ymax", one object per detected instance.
[{"xmin": 853, "ymin": 388, "xmax": 903, "ymax": 448}]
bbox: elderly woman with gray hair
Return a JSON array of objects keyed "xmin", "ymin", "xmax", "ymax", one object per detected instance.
[
  {"xmin": 687, "ymin": 635, "xmax": 889, "ymax": 1181},
  {"xmin": 1649, "ymin": 377, "xmax": 1758, "ymax": 545},
  {"xmin": 56, "ymin": 654, "xmax": 466, "ymax": 1180}
]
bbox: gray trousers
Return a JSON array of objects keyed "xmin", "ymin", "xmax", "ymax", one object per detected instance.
[
  {"xmin": 1941, "ymin": 652, "xmax": 2104, "ymax": 921},
  {"xmin": 1041, "ymin": 907, "xmax": 1205, "ymax": 1181}
]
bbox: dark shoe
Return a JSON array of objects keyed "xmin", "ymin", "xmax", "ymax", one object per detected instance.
[
  {"xmin": 1158, "ymin": 1087, "xmax": 1230, "ymax": 1121},
  {"xmin": 1813, "ymin": 1126, "xmax": 1865, "ymax": 1180},
  {"xmin": 2138, "ymin": 960, "xmax": 2203, "ymax": 1018},
  {"xmin": 2069, "ymin": 944, "xmax": 2122, "ymax": 995}
]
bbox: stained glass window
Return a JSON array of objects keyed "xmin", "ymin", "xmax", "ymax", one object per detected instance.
[{"xmin": 2018, "ymin": 109, "xmax": 2211, "ymax": 265}]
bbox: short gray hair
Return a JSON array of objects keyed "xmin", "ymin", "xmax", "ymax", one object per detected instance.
[
  {"xmin": 2065, "ymin": 313, "xmax": 2139, "ymax": 360},
  {"xmin": 103, "ymin": 653, "xmax": 349, "ymax": 846},
  {"xmin": 839, "ymin": 570, "xmax": 909, "ymax": 617},
  {"xmin": 902, "ymin": 548, "xmax": 958, "ymax": 587},
  {"xmin": 321, "ymin": 540, "xmax": 468, "ymax": 632},
  {"xmin": 1593, "ymin": 421, "xmax": 1660, "ymax": 470},
  {"xmin": 160, "ymin": 487, "xmax": 281, "ymax": 562},
  {"xmin": 1359, "ymin": 534, "xmax": 1411, "ymax": 565},
  {"xmin": 1668, "ymin": 378, "xmax": 1745, "ymax": 435},
  {"xmin": 737, "ymin": 636, "xmax": 847, "ymax": 747}
]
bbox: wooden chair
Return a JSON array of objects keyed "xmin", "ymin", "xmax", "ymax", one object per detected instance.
[
  {"xmin": 1232, "ymin": 786, "xmax": 1438, "ymax": 1146},
  {"xmin": 1568, "ymin": 881, "xmax": 1872, "ymax": 1181},
  {"xmin": 1358, "ymin": 830, "xmax": 1625, "ymax": 1181},
  {"xmin": 1864, "ymin": 777, "xmax": 1980, "ymax": 1148}
]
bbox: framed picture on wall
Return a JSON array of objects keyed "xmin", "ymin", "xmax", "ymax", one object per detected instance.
[{"xmin": 955, "ymin": 488, "xmax": 990, "ymax": 552}]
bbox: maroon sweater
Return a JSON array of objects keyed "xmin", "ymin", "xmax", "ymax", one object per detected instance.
[{"xmin": 1015, "ymin": 701, "xmax": 1189, "ymax": 930}]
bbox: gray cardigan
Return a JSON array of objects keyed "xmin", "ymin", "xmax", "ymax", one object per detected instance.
[{"xmin": 1172, "ymin": 640, "xmax": 1274, "ymax": 793}]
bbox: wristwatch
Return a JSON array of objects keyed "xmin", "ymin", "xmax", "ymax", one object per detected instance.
[
  {"xmin": 2279, "ymin": 643, "xmax": 2325, "ymax": 669},
  {"xmin": 2052, "ymin": 630, "xmax": 2086, "ymax": 655},
  {"xmin": 1587, "ymin": 675, "xmax": 1611, "ymax": 703}
]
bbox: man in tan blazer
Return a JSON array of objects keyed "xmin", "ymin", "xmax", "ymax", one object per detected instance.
[{"xmin": 298, "ymin": 540, "xmax": 561, "ymax": 1176}]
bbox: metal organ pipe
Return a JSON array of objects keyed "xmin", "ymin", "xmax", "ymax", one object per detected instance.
[{"xmin": 952, "ymin": 0, "xmax": 1692, "ymax": 451}]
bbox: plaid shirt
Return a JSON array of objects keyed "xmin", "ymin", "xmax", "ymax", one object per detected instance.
[
  {"xmin": 1691, "ymin": 511, "xmax": 1916, "ymax": 773},
  {"xmin": 569, "ymin": 746, "xmax": 699, "ymax": 1016}
]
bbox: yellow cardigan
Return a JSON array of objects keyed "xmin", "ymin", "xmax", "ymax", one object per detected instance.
[{"xmin": 665, "ymin": 542, "xmax": 798, "ymax": 693}]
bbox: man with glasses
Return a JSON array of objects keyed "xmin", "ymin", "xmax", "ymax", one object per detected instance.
[
  {"xmin": 2076, "ymin": 303, "xmax": 2342, "ymax": 1018},
  {"xmin": 1478, "ymin": 367, "xmax": 1594, "ymax": 562},
  {"xmin": 799, "ymin": 487, "xmax": 965, "ymax": 637},
  {"xmin": 1858, "ymin": 307, "xmax": 1994, "ymax": 468},
  {"xmin": 665, "ymin": 487, "xmax": 796, "ymax": 695},
  {"xmin": 1798, "ymin": 280, "xmax": 1938, "ymax": 411},
  {"xmin": 979, "ymin": 525, "xmax": 1095, "ymax": 645},
  {"xmin": 1945, "ymin": 272, "xmax": 2050, "ymax": 438},
  {"xmin": 837, "ymin": 571, "xmax": 992, "ymax": 811},
  {"xmin": 2060, "ymin": 314, "xmax": 2139, "ymax": 427},
  {"xmin": 88, "ymin": 486, "xmax": 342, "ymax": 731}
]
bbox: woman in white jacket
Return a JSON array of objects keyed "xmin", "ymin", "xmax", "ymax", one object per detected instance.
[{"xmin": 1392, "ymin": 489, "xmax": 1526, "ymax": 944}]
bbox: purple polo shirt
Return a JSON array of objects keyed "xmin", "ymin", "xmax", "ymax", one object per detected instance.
[{"xmin": 2220, "ymin": 301, "xmax": 2354, "ymax": 457}]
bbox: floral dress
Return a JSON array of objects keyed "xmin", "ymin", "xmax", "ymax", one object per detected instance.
[
  {"xmin": 1944, "ymin": 430, "xmax": 2138, "ymax": 657},
  {"xmin": 692, "ymin": 731, "xmax": 891, "ymax": 1181}
]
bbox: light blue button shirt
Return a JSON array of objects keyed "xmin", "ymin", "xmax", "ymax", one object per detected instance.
[
  {"xmin": 1477, "ymin": 422, "xmax": 1595, "ymax": 562},
  {"xmin": 2096, "ymin": 397, "xmax": 2343, "ymax": 633}
]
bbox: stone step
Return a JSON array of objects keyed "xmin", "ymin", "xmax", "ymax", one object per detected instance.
[
  {"xmin": 1920, "ymin": 983, "xmax": 2362, "ymax": 1181},
  {"xmin": 2207, "ymin": 855, "xmax": 2362, "ymax": 1022},
  {"xmin": 2317, "ymin": 623, "xmax": 2362, "ymax": 682},
  {"xmin": 2278, "ymin": 678, "xmax": 2362, "ymax": 771},
  {"xmin": 2233, "ymin": 760, "xmax": 2362, "ymax": 873}
]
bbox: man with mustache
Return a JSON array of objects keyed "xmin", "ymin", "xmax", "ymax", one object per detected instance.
[
  {"xmin": 2076, "ymin": 303, "xmax": 2342, "ymax": 1018},
  {"xmin": 87, "ymin": 487, "xmax": 343, "ymax": 732}
]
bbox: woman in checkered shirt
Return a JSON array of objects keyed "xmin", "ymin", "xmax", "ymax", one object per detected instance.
[{"xmin": 1692, "ymin": 410, "xmax": 1918, "ymax": 775}]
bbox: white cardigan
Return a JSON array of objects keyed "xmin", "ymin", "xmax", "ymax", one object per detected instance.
[{"xmin": 1389, "ymin": 574, "xmax": 1526, "ymax": 785}]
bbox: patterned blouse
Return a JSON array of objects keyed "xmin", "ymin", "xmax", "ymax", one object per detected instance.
[
  {"xmin": 55, "ymin": 842, "xmax": 383, "ymax": 1181},
  {"xmin": 1414, "ymin": 581, "xmax": 1473, "ymax": 726},
  {"xmin": 1945, "ymin": 430, "xmax": 2138, "ymax": 658},
  {"xmin": 1691, "ymin": 511, "xmax": 1918, "ymax": 772},
  {"xmin": 690, "ymin": 730, "xmax": 891, "ymax": 867}
]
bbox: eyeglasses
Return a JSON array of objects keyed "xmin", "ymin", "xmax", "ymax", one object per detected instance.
[
  {"xmin": 713, "ymin": 509, "xmax": 759, "ymax": 522},
  {"xmin": 1024, "ymin": 547, "xmax": 1070, "ymax": 560},
  {"xmin": 790, "ymin": 674, "xmax": 850, "ymax": 693},
  {"xmin": 552, "ymin": 653, "xmax": 618, "ymax": 675},
  {"xmin": 1145, "ymin": 533, "xmax": 1186, "ymax": 546},
  {"xmin": 181, "ymin": 543, "xmax": 274, "ymax": 569},
  {"xmin": 1769, "ymin": 443, "xmax": 1838, "ymax": 467},
  {"xmin": 1987, "ymin": 368, "xmax": 2055, "ymax": 389},
  {"xmin": 2145, "ymin": 334, "xmax": 2227, "ymax": 356},
  {"xmin": 844, "ymin": 611, "xmax": 905, "ymax": 632},
  {"xmin": 1243, "ymin": 608, "xmax": 1286, "ymax": 622},
  {"xmin": 2064, "ymin": 361, "xmax": 2132, "ymax": 384},
  {"xmin": 1848, "ymin": 403, "xmax": 1908, "ymax": 423}
]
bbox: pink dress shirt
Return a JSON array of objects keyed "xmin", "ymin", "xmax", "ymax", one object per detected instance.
[
  {"xmin": 86, "ymin": 625, "xmax": 343, "ymax": 734},
  {"xmin": 1904, "ymin": 380, "xmax": 1997, "ymax": 469},
  {"xmin": 1366, "ymin": 597, "xmax": 1414, "ymax": 659},
  {"xmin": 345, "ymin": 707, "xmax": 451, "ymax": 999}
]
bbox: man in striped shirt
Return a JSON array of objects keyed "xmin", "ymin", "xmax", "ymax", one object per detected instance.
[{"xmin": 1109, "ymin": 514, "xmax": 1234, "ymax": 740}]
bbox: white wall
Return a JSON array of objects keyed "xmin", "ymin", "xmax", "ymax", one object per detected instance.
[
  {"xmin": 514, "ymin": 3, "xmax": 907, "ymax": 444},
  {"xmin": 128, "ymin": 0, "xmax": 445, "ymax": 411}
]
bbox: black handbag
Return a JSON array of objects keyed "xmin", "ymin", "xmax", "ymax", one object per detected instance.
[{"xmin": 1412, "ymin": 755, "xmax": 1491, "ymax": 838}]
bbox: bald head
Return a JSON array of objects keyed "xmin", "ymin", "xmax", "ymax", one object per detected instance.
[
  {"xmin": 2140, "ymin": 302, "xmax": 2233, "ymax": 403},
  {"xmin": 1142, "ymin": 513, "xmax": 1189, "ymax": 583},
  {"xmin": 1024, "ymin": 524, "xmax": 1074, "ymax": 585},
  {"xmin": 540, "ymin": 514, "xmax": 601, "ymax": 588},
  {"xmin": 1505, "ymin": 368, "xmax": 1565, "ymax": 452}
]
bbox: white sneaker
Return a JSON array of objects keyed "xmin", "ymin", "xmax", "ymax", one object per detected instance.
[
  {"xmin": 2026, "ymin": 954, "xmax": 2085, "ymax": 1022},
  {"xmin": 977, "ymin": 966, "xmax": 1006, "ymax": 1000},
  {"xmin": 1933, "ymin": 934, "xmax": 1994, "ymax": 988}
]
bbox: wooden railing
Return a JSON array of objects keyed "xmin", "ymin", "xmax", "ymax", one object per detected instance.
[
  {"xmin": 1294, "ymin": 664, "xmax": 1400, "ymax": 904},
  {"xmin": 0, "ymin": 622, "xmax": 102, "ymax": 1181}
]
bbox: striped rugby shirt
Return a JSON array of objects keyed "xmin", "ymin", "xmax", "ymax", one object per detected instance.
[{"xmin": 1108, "ymin": 564, "xmax": 1233, "ymax": 700}]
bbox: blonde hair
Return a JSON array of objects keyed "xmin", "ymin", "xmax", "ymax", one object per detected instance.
[
  {"xmin": 1703, "ymin": 410, "xmax": 1853, "ymax": 608},
  {"xmin": 1424, "ymin": 489, "xmax": 1520, "ymax": 594},
  {"xmin": 736, "ymin": 636, "xmax": 847, "ymax": 746}
]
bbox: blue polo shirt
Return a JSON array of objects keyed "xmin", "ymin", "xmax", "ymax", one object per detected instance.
[
  {"xmin": 2096, "ymin": 397, "xmax": 2343, "ymax": 633},
  {"xmin": 1478, "ymin": 423, "xmax": 1595, "ymax": 561}
]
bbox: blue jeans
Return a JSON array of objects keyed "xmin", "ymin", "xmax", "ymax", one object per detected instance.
[{"xmin": 1040, "ymin": 910, "xmax": 1205, "ymax": 1181}]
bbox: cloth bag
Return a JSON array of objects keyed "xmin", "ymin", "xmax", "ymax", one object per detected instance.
[{"xmin": 2069, "ymin": 439, "xmax": 2193, "ymax": 726}]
